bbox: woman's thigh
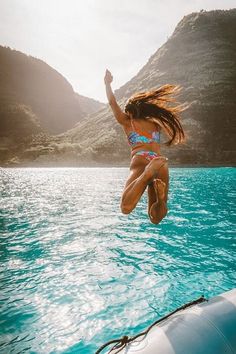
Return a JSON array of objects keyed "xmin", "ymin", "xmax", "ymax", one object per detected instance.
[{"xmin": 123, "ymin": 156, "xmax": 148, "ymax": 191}]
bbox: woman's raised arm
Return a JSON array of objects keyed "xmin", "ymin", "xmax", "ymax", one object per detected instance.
[{"xmin": 104, "ymin": 69, "xmax": 130, "ymax": 126}]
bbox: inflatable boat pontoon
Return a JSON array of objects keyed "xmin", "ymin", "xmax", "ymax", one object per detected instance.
[{"xmin": 96, "ymin": 288, "xmax": 236, "ymax": 354}]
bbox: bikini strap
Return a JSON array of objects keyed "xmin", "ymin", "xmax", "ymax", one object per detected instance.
[
  {"xmin": 130, "ymin": 117, "xmax": 136, "ymax": 132},
  {"xmin": 131, "ymin": 117, "xmax": 160, "ymax": 138},
  {"xmin": 131, "ymin": 118, "xmax": 151, "ymax": 137}
]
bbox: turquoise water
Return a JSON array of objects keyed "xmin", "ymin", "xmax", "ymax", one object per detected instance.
[{"xmin": 0, "ymin": 167, "xmax": 235, "ymax": 354}]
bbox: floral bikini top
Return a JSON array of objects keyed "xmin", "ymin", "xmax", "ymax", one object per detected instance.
[{"xmin": 127, "ymin": 118, "xmax": 161, "ymax": 147}]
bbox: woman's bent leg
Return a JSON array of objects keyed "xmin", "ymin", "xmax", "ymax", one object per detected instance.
[
  {"xmin": 121, "ymin": 156, "xmax": 168, "ymax": 214},
  {"xmin": 148, "ymin": 162, "xmax": 169, "ymax": 224}
]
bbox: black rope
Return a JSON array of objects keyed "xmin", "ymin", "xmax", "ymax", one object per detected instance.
[
  {"xmin": 95, "ymin": 295, "xmax": 207, "ymax": 354},
  {"xmin": 108, "ymin": 336, "xmax": 130, "ymax": 354}
]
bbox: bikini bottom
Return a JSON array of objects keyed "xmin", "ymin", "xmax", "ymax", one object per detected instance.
[{"xmin": 132, "ymin": 150, "xmax": 162, "ymax": 162}]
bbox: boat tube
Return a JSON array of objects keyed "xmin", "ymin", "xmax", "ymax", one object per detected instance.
[{"xmin": 96, "ymin": 288, "xmax": 236, "ymax": 354}]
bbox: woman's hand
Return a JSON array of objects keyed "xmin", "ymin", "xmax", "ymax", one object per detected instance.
[{"xmin": 104, "ymin": 69, "xmax": 113, "ymax": 85}]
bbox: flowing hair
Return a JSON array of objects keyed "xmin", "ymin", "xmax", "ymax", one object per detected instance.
[{"xmin": 124, "ymin": 84, "xmax": 188, "ymax": 146}]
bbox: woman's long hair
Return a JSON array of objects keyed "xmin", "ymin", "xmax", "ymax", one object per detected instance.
[{"xmin": 124, "ymin": 84, "xmax": 188, "ymax": 146}]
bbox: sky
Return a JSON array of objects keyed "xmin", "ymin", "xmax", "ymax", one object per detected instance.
[{"xmin": 0, "ymin": 0, "xmax": 235, "ymax": 102}]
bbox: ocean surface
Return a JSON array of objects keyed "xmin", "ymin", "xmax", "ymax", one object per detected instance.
[{"xmin": 0, "ymin": 167, "xmax": 235, "ymax": 354}]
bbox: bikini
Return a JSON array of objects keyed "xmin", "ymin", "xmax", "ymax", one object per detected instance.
[{"xmin": 127, "ymin": 118, "xmax": 161, "ymax": 162}]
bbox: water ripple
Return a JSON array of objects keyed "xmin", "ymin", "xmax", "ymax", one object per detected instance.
[{"xmin": 0, "ymin": 167, "xmax": 235, "ymax": 353}]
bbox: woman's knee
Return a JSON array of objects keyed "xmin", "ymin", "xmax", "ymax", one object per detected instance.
[
  {"xmin": 150, "ymin": 218, "xmax": 159, "ymax": 224},
  {"xmin": 120, "ymin": 202, "xmax": 133, "ymax": 214},
  {"xmin": 148, "ymin": 205, "xmax": 168, "ymax": 224}
]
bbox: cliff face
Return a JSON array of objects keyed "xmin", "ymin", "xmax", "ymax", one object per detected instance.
[
  {"xmin": 113, "ymin": 8, "xmax": 236, "ymax": 164},
  {"xmin": 0, "ymin": 46, "xmax": 105, "ymax": 135},
  {"xmin": 63, "ymin": 8, "xmax": 236, "ymax": 166}
]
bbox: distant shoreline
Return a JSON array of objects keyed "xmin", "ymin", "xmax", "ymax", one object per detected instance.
[{"xmin": 1, "ymin": 163, "xmax": 235, "ymax": 169}]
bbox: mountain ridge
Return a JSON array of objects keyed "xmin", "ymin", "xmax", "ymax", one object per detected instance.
[
  {"xmin": 1, "ymin": 8, "xmax": 236, "ymax": 166},
  {"xmin": 60, "ymin": 8, "xmax": 236, "ymax": 166},
  {"xmin": 0, "ymin": 45, "xmax": 105, "ymax": 135}
]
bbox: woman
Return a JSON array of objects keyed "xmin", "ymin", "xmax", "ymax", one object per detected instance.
[{"xmin": 104, "ymin": 69, "xmax": 186, "ymax": 224}]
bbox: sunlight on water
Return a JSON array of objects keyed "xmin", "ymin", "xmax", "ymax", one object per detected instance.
[{"xmin": 0, "ymin": 167, "xmax": 235, "ymax": 353}]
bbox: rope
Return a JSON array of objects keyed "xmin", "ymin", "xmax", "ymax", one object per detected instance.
[{"xmin": 95, "ymin": 295, "xmax": 207, "ymax": 354}]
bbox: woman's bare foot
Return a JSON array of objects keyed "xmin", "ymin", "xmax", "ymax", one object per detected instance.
[
  {"xmin": 144, "ymin": 157, "xmax": 168, "ymax": 183},
  {"xmin": 153, "ymin": 178, "xmax": 166, "ymax": 201},
  {"xmin": 149, "ymin": 178, "xmax": 167, "ymax": 224}
]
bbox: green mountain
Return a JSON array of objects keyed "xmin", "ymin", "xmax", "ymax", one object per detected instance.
[
  {"xmin": 0, "ymin": 45, "xmax": 105, "ymax": 165},
  {"xmin": 0, "ymin": 45, "xmax": 105, "ymax": 135},
  {"xmin": 61, "ymin": 8, "xmax": 236, "ymax": 166}
]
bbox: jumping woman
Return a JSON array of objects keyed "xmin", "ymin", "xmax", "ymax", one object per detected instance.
[{"xmin": 104, "ymin": 69, "xmax": 186, "ymax": 224}]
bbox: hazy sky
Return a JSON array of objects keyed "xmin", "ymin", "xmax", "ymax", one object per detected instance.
[{"xmin": 0, "ymin": 0, "xmax": 235, "ymax": 102}]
